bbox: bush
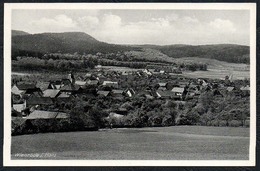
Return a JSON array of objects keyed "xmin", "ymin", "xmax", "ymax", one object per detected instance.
[
  {"xmin": 211, "ymin": 120, "xmax": 220, "ymax": 127},
  {"xmin": 219, "ymin": 120, "xmax": 228, "ymax": 127},
  {"xmin": 244, "ymin": 120, "xmax": 250, "ymax": 127},
  {"xmin": 229, "ymin": 120, "xmax": 242, "ymax": 127}
]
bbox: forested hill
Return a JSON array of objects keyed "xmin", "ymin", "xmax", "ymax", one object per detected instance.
[
  {"xmin": 12, "ymin": 30, "xmax": 250, "ymax": 64},
  {"xmin": 136, "ymin": 44, "xmax": 250, "ymax": 64},
  {"xmin": 12, "ymin": 32, "xmax": 138, "ymax": 58},
  {"xmin": 12, "ymin": 30, "xmax": 30, "ymax": 36}
]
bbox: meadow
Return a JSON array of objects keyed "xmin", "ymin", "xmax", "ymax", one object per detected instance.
[{"xmin": 11, "ymin": 126, "xmax": 249, "ymax": 160}]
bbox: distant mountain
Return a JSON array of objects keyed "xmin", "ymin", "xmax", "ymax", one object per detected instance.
[
  {"xmin": 12, "ymin": 30, "xmax": 250, "ymax": 63},
  {"xmin": 12, "ymin": 31, "xmax": 137, "ymax": 58},
  {"xmin": 137, "ymin": 44, "xmax": 250, "ymax": 63},
  {"xmin": 12, "ymin": 30, "xmax": 30, "ymax": 36}
]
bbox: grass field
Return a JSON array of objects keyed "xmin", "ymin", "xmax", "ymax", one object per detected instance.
[
  {"xmin": 183, "ymin": 69, "xmax": 249, "ymax": 80},
  {"xmin": 11, "ymin": 126, "xmax": 249, "ymax": 160}
]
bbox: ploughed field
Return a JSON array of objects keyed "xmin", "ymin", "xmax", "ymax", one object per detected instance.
[{"xmin": 11, "ymin": 126, "xmax": 249, "ymax": 160}]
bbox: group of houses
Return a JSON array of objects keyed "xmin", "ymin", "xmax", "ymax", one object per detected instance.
[{"xmin": 11, "ymin": 68, "xmax": 250, "ymax": 121}]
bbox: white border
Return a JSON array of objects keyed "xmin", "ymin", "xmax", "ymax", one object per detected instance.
[{"xmin": 3, "ymin": 3, "xmax": 257, "ymax": 166}]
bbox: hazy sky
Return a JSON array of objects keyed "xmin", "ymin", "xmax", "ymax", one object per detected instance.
[{"xmin": 12, "ymin": 9, "xmax": 250, "ymax": 45}]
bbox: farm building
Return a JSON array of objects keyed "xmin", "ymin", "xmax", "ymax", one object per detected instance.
[
  {"xmin": 11, "ymin": 83, "xmax": 37, "ymax": 95},
  {"xmin": 43, "ymin": 89, "xmax": 61, "ymax": 98},
  {"xmin": 102, "ymin": 81, "xmax": 119, "ymax": 89},
  {"xmin": 171, "ymin": 87, "xmax": 185, "ymax": 99},
  {"xmin": 26, "ymin": 110, "xmax": 69, "ymax": 120}
]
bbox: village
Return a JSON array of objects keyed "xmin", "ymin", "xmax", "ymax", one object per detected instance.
[{"xmin": 11, "ymin": 65, "xmax": 250, "ymax": 135}]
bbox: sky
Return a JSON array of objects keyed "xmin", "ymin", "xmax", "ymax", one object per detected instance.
[{"xmin": 12, "ymin": 9, "xmax": 250, "ymax": 45}]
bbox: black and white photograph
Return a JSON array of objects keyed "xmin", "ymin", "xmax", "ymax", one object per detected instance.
[{"xmin": 3, "ymin": 3, "xmax": 256, "ymax": 166}]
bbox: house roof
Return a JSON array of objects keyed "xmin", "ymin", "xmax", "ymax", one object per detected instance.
[
  {"xmin": 16, "ymin": 83, "xmax": 36, "ymax": 90},
  {"xmin": 43, "ymin": 89, "xmax": 60, "ymax": 98},
  {"xmin": 75, "ymin": 81, "xmax": 86, "ymax": 86},
  {"xmin": 102, "ymin": 81, "xmax": 118, "ymax": 85},
  {"xmin": 112, "ymin": 90, "xmax": 124, "ymax": 94},
  {"xmin": 27, "ymin": 97, "xmax": 53, "ymax": 105},
  {"xmin": 226, "ymin": 87, "xmax": 235, "ymax": 92},
  {"xmin": 240, "ymin": 86, "xmax": 250, "ymax": 91},
  {"xmin": 97, "ymin": 91, "xmax": 110, "ymax": 96},
  {"xmin": 60, "ymin": 84, "xmax": 80, "ymax": 91},
  {"xmin": 36, "ymin": 82, "xmax": 50, "ymax": 91},
  {"xmin": 157, "ymin": 90, "xmax": 175, "ymax": 98},
  {"xmin": 56, "ymin": 112, "xmax": 70, "ymax": 119},
  {"xmin": 87, "ymin": 80, "xmax": 99, "ymax": 85},
  {"xmin": 172, "ymin": 87, "xmax": 185, "ymax": 93},
  {"xmin": 158, "ymin": 83, "xmax": 167, "ymax": 87},
  {"xmin": 108, "ymin": 112, "xmax": 124, "ymax": 118},
  {"xmin": 57, "ymin": 92, "xmax": 71, "ymax": 98},
  {"xmin": 61, "ymin": 79, "xmax": 72, "ymax": 85},
  {"xmin": 13, "ymin": 103, "xmax": 26, "ymax": 112},
  {"xmin": 27, "ymin": 110, "xmax": 69, "ymax": 119}
]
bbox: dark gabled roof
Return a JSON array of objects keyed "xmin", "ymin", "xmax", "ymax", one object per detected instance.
[
  {"xmin": 26, "ymin": 97, "xmax": 53, "ymax": 105},
  {"xmin": 16, "ymin": 83, "xmax": 36, "ymax": 90},
  {"xmin": 25, "ymin": 88, "xmax": 42, "ymax": 94},
  {"xmin": 60, "ymin": 84, "xmax": 80, "ymax": 91},
  {"xmin": 36, "ymin": 82, "xmax": 51, "ymax": 91},
  {"xmin": 61, "ymin": 79, "xmax": 71, "ymax": 85}
]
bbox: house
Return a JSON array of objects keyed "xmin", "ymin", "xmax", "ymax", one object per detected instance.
[
  {"xmin": 240, "ymin": 85, "xmax": 250, "ymax": 96},
  {"xmin": 43, "ymin": 89, "xmax": 61, "ymax": 98},
  {"xmin": 11, "ymin": 83, "xmax": 36, "ymax": 95},
  {"xmin": 86, "ymin": 80, "xmax": 99, "ymax": 85},
  {"xmin": 75, "ymin": 80, "xmax": 86, "ymax": 86},
  {"xmin": 156, "ymin": 90, "xmax": 175, "ymax": 99},
  {"xmin": 136, "ymin": 91, "xmax": 153, "ymax": 99},
  {"xmin": 226, "ymin": 86, "xmax": 235, "ymax": 92},
  {"xmin": 36, "ymin": 82, "xmax": 52, "ymax": 91},
  {"xmin": 26, "ymin": 110, "xmax": 69, "ymax": 120},
  {"xmin": 159, "ymin": 70, "xmax": 165, "ymax": 74},
  {"xmin": 111, "ymin": 89, "xmax": 124, "ymax": 95},
  {"xmin": 198, "ymin": 79, "xmax": 208, "ymax": 87},
  {"xmin": 13, "ymin": 101, "xmax": 26, "ymax": 113},
  {"xmin": 60, "ymin": 79, "xmax": 72, "ymax": 88},
  {"xmin": 49, "ymin": 80, "xmax": 62, "ymax": 89},
  {"xmin": 12, "ymin": 93, "xmax": 23, "ymax": 104},
  {"xmin": 113, "ymin": 107, "xmax": 128, "ymax": 115},
  {"xmin": 240, "ymin": 85, "xmax": 250, "ymax": 91},
  {"xmin": 60, "ymin": 84, "xmax": 81, "ymax": 94},
  {"xmin": 158, "ymin": 82, "xmax": 167, "ymax": 87},
  {"xmin": 171, "ymin": 87, "xmax": 185, "ymax": 99},
  {"xmin": 56, "ymin": 93, "xmax": 74, "ymax": 103},
  {"xmin": 124, "ymin": 88, "xmax": 135, "ymax": 97},
  {"xmin": 143, "ymin": 69, "xmax": 152, "ymax": 76},
  {"xmin": 213, "ymin": 89, "xmax": 223, "ymax": 97},
  {"xmin": 121, "ymin": 71, "xmax": 129, "ymax": 76},
  {"xmin": 57, "ymin": 92, "xmax": 71, "ymax": 98},
  {"xmin": 68, "ymin": 72, "xmax": 75, "ymax": 84},
  {"xmin": 97, "ymin": 90, "xmax": 111, "ymax": 97},
  {"xmin": 107, "ymin": 112, "xmax": 124, "ymax": 119},
  {"xmin": 102, "ymin": 81, "xmax": 119, "ymax": 89},
  {"xmin": 26, "ymin": 96, "xmax": 53, "ymax": 106},
  {"xmin": 178, "ymin": 81, "xmax": 189, "ymax": 88}
]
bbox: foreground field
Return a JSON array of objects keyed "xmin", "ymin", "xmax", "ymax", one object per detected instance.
[{"xmin": 11, "ymin": 126, "xmax": 249, "ymax": 160}]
